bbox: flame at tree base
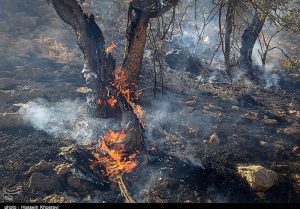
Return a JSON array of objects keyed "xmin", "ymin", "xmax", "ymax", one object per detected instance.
[
  {"xmin": 91, "ymin": 66, "xmax": 143, "ymax": 177},
  {"xmin": 91, "ymin": 129, "xmax": 138, "ymax": 176}
]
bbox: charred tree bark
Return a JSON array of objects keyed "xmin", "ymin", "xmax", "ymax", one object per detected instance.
[
  {"xmin": 122, "ymin": 0, "xmax": 179, "ymax": 90},
  {"xmin": 240, "ymin": 9, "xmax": 266, "ymax": 74},
  {"xmin": 224, "ymin": 0, "xmax": 235, "ymax": 76},
  {"xmin": 50, "ymin": 0, "xmax": 115, "ymax": 118}
]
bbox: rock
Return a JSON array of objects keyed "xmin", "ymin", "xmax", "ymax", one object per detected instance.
[
  {"xmin": 75, "ymin": 87, "xmax": 89, "ymax": 94},
  {"xmin": 292, "ymin": 146, "xmax": 300, "ymax": 155},
  {"xmin": 26, "ymin": 160, "xmax": 52, "ymax": 176},
  {"xmin": 185, "ymin": 100, "xmax": 197, "ymax": 107},
  {"xmin": 209, "ymin": 133, "xmax": 220, "ymax": 144},
  {"xmin": 12, "ymin": 103, "xmax": 29, "ymax": 112},
  {"xmin": 293, "ymin": 174, "xmax": 300, "ymax": 192},
  {"xmin": 259, "ymin": 141, "xmax": 267, "ymax": 146},
  {"xmin": 264, "ymin": 116, "xmax": 278, "ymax": 125},
  {"xmin": 243, "ymin": 112, "xmax": 258, "ymax": 121},
  {"xmin": 55, "ymin": 163, "xmax": 72, "ymax": 176},
  {"xmin": 203, "ymin": 104, "xmax": 223, "ymax": 112},
  {"xmin": 28, "ymin": 172, "xmax": 58, "ymax": 192},
  {"xmin": 232, "ymin": 106, "xmax": 240, "ymax": 111},
  {"xmin": 0, "ymin": 112, "xmax": 26, "ymax": 129},
  {"xmin": 67, "ymin": 175, "xmax": 82, "ymax": 189},
  {"xmin": 237, "ymin": 165, "xmax": 278, "ymax": 192}
]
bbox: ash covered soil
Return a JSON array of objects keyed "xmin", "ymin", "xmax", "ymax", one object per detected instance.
[{"xmin": 0, "ymin": 0, "xmax": 300, "ymax": 203}]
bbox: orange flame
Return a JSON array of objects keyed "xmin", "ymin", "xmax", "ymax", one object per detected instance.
[
  {"xmin": 107, "ymin": 96, "xmax": 118, "ymax": 107},
  {"xmin": 91, "ymin": 67, "xmax": 144, "ymax": 177},
  {"xmin": 112, "ymin": 67, "xmax": 144, "ymax": 118},
  {"xmin": 105, "ymin": 41, "xmax": 117, "ymax": 54},
  {"xmin": 91, "ymin": 129, "xmax": 138, "ymax": 176}
]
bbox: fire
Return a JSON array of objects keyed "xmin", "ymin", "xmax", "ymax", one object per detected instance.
[
  {"xmin": 107, "ymin": 96, "xmax": 117, "ymax": 107},
  {"xmin": 91, "ymin": 129, "xmax": 138, "ymax": 176},
  {"xmin": 91, "ymin": 67, "xmax": 144, "ymax": 177},
  {"xmin": 134, "ymin": 104, "xmax": 144, "ymax": 118},
  {"xmin": 111, "ymin": 67, "xmax": 144, "ymax": 118},
  {"xmin": 105, "ymin": 41, "xmax": 117, "ymax": 54}
]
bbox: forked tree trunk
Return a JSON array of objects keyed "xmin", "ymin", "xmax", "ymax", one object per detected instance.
[
  {"xmin": 50, "ymin": 0, "xmax": 145, "ymax": 153},
  {"xmin": 51, "ymin": 0, "xmax": 115, "ymax": 118},
  {"xmin": 240, "ymin": 9, "xmax": 266, "ymax": 73}
]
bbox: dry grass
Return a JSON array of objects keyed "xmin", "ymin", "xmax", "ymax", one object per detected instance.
[{"xmin": 37, "ymin": 34, "xmax": 75, "ymax": 63}]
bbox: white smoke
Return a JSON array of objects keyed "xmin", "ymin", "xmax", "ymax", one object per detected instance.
[
  {"xmin": 253, "ymin": 41, "xmax": 280, "ymax": 88},
  {"xmin": 18, "ymin": 98, "xmax": 113, "ymax": 145},
  {"xmin": 144, "ymin": 99, "xmax": 208, "ymax": 169}
]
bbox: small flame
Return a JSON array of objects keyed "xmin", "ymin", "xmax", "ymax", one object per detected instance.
[
  {"xmin": 105, "ymin": 41, "xmax": 117, "ymax": 54},
  {"xmin": 107, "ymin": 96, "xmax": 118, "ymax": 107},
  {"xmin": 112, "ymin": 67, "xmax": 144, "ymax": 117}
]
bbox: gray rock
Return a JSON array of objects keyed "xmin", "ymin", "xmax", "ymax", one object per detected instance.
[{"xmin": 28, "ymin": 172, "xmax": 58, "ymax": 192}]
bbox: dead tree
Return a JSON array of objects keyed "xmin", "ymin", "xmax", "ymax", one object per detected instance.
[
  {"xmin": 258, "ymin": 27, "xmax": 283, "ymax": 68},
  {"xmin": 122, "ymin": 0, "xmax": 179, "ymax": 90},
  {"xmin": 239, "ymin": 8, "xmax": 267, "ymax": 74},
  {"xmin": 224, "ymin": 0, "xmax": 235, "ymax": 76}
]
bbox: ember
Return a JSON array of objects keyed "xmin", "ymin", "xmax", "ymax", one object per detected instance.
[
  {"xmin": 105, "ymin": 41, "xmax": 117, "ymax": 54},
  {"xmin": 107, "ymin": 96, "xmax": 117, "ymax": 107}
]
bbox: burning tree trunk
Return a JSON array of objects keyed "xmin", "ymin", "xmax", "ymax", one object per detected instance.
[
  {"xmin": 49, "ymin": 1, "xmax": 147, "ymax": 191},
  {"xmin": 239, "ymin": 9, "xmax": 266, "ymax": 73},
  {"xmin": 122, "ymin": 0, "xmax": 179, "ymax": 90},
  {"xmin": 50, "ymin": 0, "xmax": 115, "ymax": 118}
]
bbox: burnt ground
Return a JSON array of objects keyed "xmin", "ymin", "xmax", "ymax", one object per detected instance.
[{"xmin": 0, "ymin": 0, "xmax": 300, "ymax": 204}]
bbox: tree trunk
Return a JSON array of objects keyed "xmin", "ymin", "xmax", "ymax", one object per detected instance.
[
  {"xmin": 240, "ymin": 9, "xmax": 266, "ymax": 72},
  {"xmin": 122, "ymin": 6, "xmax": 149, "ymax": 89},
  {"xmin": 224, "ymin": 0, "xmax": 235, "ymax": 75},
  {"xmin": 122, "ymin": 0, "xmax": 179, "ymax": 90},
  {"xmin": 51, "ymin": 0, "xmax": 115, "ymax": 118}
]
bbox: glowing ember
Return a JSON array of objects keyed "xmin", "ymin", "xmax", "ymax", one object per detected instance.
[
  {"xmin": 105, "ymin": 41, "xmax": 117, "ymax": 54},
  {"xmin": 107, "ymin": 96, "xmax": 118, "ymax": 107}
]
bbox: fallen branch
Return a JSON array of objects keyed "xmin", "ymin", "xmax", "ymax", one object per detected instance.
[{"xmin": 114, "ymin": 175, "xmax": 136, "ymax": 203}]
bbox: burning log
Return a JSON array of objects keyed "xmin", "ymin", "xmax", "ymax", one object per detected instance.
[{"xmin": 59, "ymin": 144, "xmax": 138, "ymax": 203}]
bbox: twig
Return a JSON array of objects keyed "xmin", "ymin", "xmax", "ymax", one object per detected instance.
[{"xmin": 114, "ymin": 175, "xmax": 136, "ymax": 203}]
